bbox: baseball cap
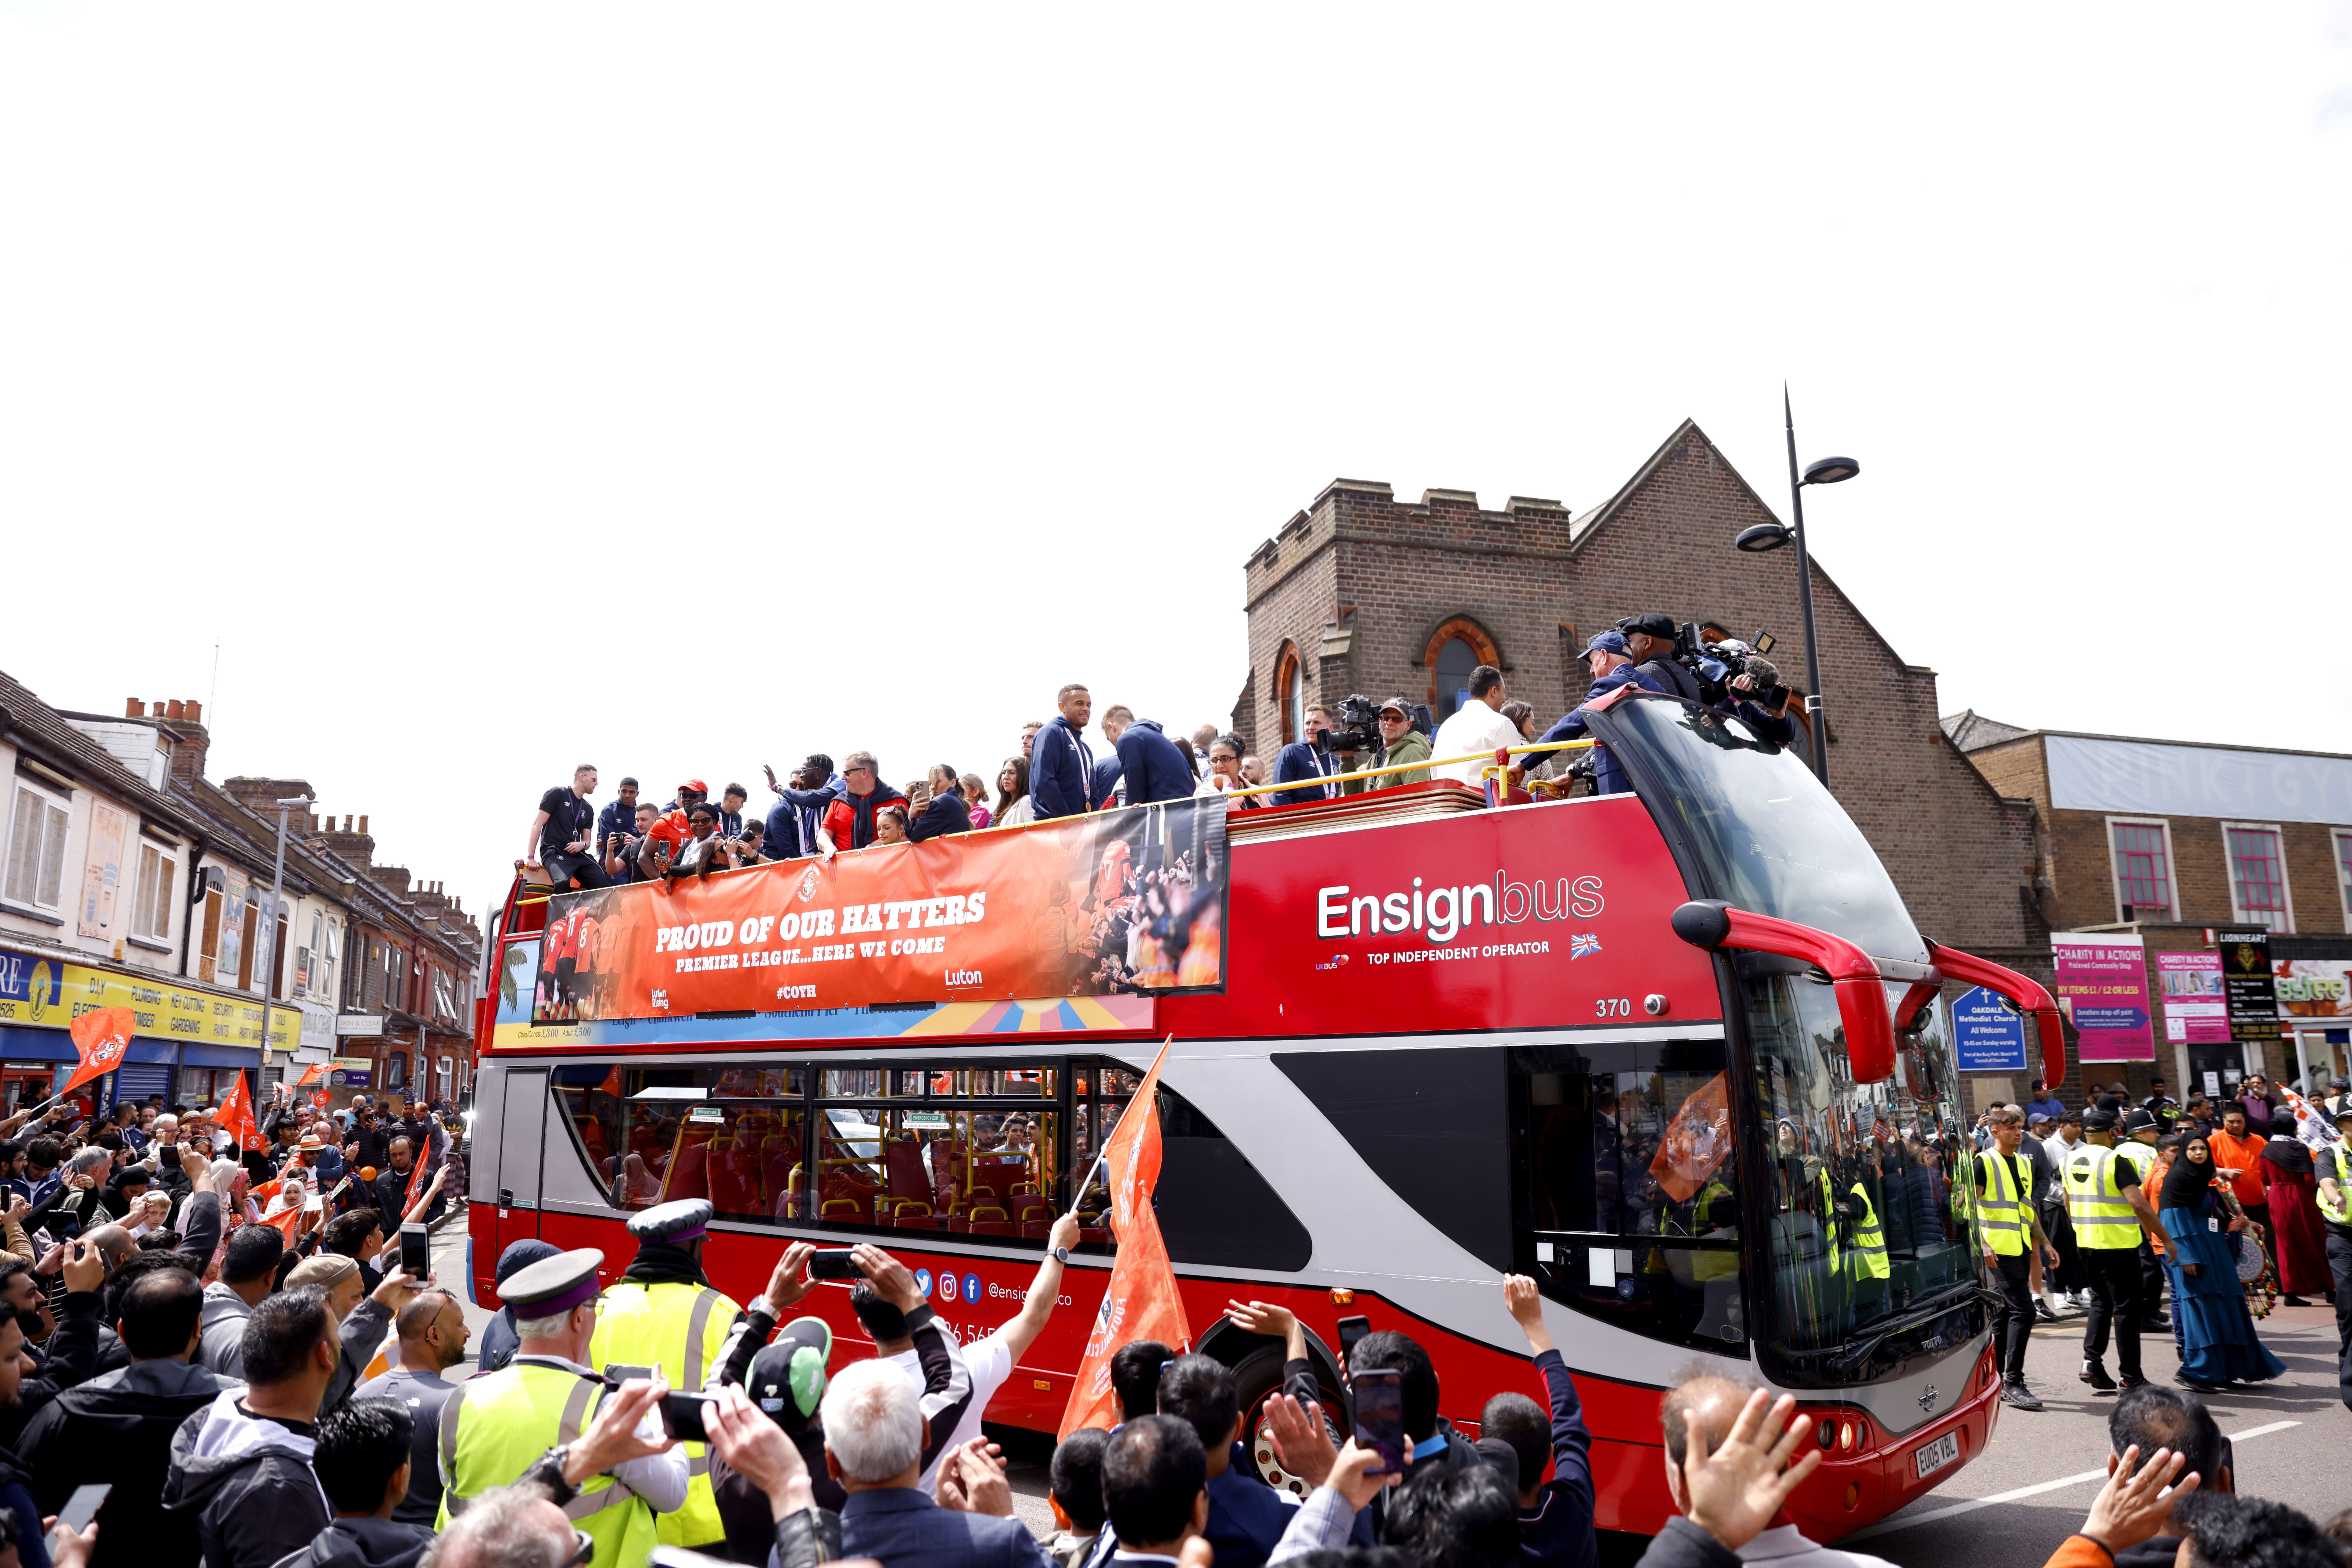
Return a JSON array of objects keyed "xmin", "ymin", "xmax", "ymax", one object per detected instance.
[
  {"xmin": 1378, "ymin": 696, "xmax": 1413, "ymax": 718},
  {"xmin": 2082, "ymin": 1107, "xmax": 2118, "ymax": 1131},
  {"xmin": 748, "ymin": 1316, "xmax": 834, "ymax": 1429},
  {"xmin": 1617, "ymin": 612, "xmax": 1677, "ymax": 640},
  {"xmin": 679, "ymin": 778, "xmax": 709, "ymax": 795},
  {"xmin": 1580, "ymin": 630, "xmax": 1631, "ymax": 658}
]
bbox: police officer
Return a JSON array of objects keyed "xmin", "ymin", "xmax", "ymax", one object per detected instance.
[
  {"xmin": 2117, "ymin": 1108, "xmax": 2169, "ymax": 1331},
  {"xmin": 2066, "ymin": 1107, "xmax": 2162, "ymax": 1393},
  {"xmin": 1973, "ymin": 1106, "xmax": 2062, "ymax": 1409},
  {"xmin": 588, "ymin": 1198, "xmax": 743, "ymax": 1550},
  {"xmin": 2318, "ymin": 1104, "xmax": 2352, "ymax": 1413},
  {"xmin": 437, "ymin": 1249, "xmax": 689, "ymax": 1567}
]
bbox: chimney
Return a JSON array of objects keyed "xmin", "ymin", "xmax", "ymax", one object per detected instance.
[
  {"xmin": 223, "ymin": 778, "xmax": 317, "ymax": 817},
  {"xmin": 125, "ymin": 699, "xmax": 144, "ymax": 718},
  {"xmin": 164, "ymin": 700, "xmax": 210, "ymax": 788},
  {"xmin": 321, "ymin": 814, "xmax": 376, "ymax": 872}
]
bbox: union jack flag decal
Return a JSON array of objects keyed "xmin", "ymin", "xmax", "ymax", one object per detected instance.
[{"xmin": 1569, "ymin": 932, "xmax": 1602, "ymax": 960}]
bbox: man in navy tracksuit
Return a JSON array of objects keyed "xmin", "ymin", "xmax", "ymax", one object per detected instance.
[
  {"xmin": 1030, "ymin": 685, "xmax": 1097, "ymax": 820},
  {"xmin": 1157, "ymin": 1355, "xmax": 1293, "ymax": 1568},
  {"xmin": 763, "ymin": 755, "xmax": 843, "ymax": 859},
  {"xmin": 1102, "ymin": 709, "xmax": 1198, "ymax": 805}
]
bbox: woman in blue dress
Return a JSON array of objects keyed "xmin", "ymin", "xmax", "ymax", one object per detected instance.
[{"xmin": 2158, "ymin": 1131, "xmax": 2286, "ymax": 1392}]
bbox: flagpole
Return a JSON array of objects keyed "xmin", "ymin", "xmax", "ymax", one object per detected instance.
[{"xmin": 1064, "ymin": 1035, "xmax": 1169, "ymax": 1221}]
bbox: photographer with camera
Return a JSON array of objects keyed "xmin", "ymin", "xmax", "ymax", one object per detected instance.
[
  {"xmin": 1617, "ymin": 614, "xmax": 1798, "ymax": 745},
  {"xmin": 1354, "ymin": 696, "xmax": 1432, "ymax": 790}
]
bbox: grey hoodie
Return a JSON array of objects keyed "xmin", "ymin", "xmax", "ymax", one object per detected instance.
[
  {"xmin": 162, "ymin": 1387, "xmax": 332, "ymax": 1568},
  {"xmin": 198, "ymin": 1282, "xmax": 256, "ymax": 1380}
]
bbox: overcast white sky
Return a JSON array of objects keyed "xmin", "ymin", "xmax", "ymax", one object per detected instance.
[{"xmin": 4, "ymin": 5, "xmax": 2347, "ymax": 923}]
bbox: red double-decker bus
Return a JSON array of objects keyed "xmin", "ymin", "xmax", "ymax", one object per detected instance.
[{"xmin": 466, "ymin": 690, "xmax": 2060, "ymax": 1540}]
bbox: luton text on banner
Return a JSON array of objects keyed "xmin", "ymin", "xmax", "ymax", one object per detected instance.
[
  {"xmin": 1059, "ymin": 1037, "xmax": 1192, "ymax": 1438},
  {"xmin": 532, "ymin": 796, "xmax": 1228, "ymax": 1024},
  {"xmin": 63, "ymin": 1007, "xmax": 136, "ymax": 1096}
]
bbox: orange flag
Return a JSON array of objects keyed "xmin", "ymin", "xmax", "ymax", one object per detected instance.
[
  {"xmin": 1059, "ymin": 1036, "xmax": 1192, "ymax": 1438},
  {"xmin": 294, "ymin": 1063, "xmax": 325, "ymax": 1088},
  {"xmin": 1648, "ymin": 1073, "xmax": 1733, "ymax": 1203},
  {"xmin": 63, "ymin": 1008, "xmax": 136, "ymax": 1097},
  {"xmin": 217, "ymin": 1071, "xmax": 265, "ymax": 1154}
]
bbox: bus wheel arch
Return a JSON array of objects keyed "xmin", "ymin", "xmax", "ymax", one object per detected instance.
[{"xmin": 1195, "ymin": 1319, "xmax": 1349, "ymax": 1496}]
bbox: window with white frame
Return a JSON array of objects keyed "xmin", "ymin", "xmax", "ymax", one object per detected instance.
[
  {"xmin": 131, "ymin": 842, "xmax": 174, "ymax": 942},
  {"xmin": 2106, "ymin": 818, "xmax": 2177, "ymax": 922},
  {"xmin": 3, "ymin": 783, "xmax": 71, "ymax": 913},
  {"xmin": 2335, "ymin": 829, "xmax": 2352, "ymax": 934},
  {"xmin": 2224, "ymin": 823, "xmax": 2293, "ymax": 932}
]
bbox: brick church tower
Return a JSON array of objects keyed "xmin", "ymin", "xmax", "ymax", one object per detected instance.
[{"xmin": 1235, "ymin": 418, "xmax": 2046, "ymax": 970}]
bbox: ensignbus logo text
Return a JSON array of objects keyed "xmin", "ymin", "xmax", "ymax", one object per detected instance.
[{"xmin": 1317, "ymin": 871, "xmax": 1604, "ymax": 944}]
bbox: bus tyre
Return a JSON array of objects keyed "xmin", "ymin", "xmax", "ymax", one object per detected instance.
[{"xmin": 1231, "ymin": 1343, "xmax": 1347, "ymax": 1499}]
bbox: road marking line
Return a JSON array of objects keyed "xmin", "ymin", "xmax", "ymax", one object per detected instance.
[{"xmin": 1844, "ymin": 1419, "xmax": 2300, "ymax": 1540}]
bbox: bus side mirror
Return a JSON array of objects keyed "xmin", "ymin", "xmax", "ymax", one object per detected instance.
[
  {"xmin": 1669, "ymin": 901, "xmax": 1898, "ymax": 1084},
  {"xmin": 1925, "ymin": 940, "xmax": 2066, "ymax": 1090}
]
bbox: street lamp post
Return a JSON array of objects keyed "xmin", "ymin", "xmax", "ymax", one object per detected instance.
[
  {"xmin": 255, "ymin": 796, "xmax": 313, "ymax": 1093},
  {"xmin": 1734, "ymin": 387, "xmax": 1859, "ymax": 784}
]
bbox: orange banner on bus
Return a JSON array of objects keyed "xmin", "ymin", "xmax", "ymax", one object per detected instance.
[{"xmin": 533, "ymin": 797, "xmax": 1228, "ymax": 1022}]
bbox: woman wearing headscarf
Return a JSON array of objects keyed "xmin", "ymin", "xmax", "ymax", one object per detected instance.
[
  {"xmin": 2258, "ymin": 1135, "xmax": 2332, "ymax": 1306},
  {"xmin": 473, "ymin": 1237, "xmax": 563, "ymax": 1373},
  {"xmin": 2159, "ymin": 1131, "xmax": 2287, "ymax": 1391}
]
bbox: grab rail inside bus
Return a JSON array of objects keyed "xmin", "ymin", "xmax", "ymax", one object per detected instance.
[
  {"xmin": 1922, "ymin": 939, "xmax": 2067, "ymax": 1090},
  {"xmin": 1670, "ymin": 900, "xmax": 1899, "ymax": 1083}
]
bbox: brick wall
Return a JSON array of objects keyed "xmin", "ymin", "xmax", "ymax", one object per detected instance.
[{"xmin": 1240, "ymin": 421, "xmax": 2044, "ymax": 966}]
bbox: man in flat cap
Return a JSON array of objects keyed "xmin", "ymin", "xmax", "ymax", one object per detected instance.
[
  {"xmin": 588, "ymin": 1199, "xmax": 742, "ymax": 1549},
  {"xmin": 438, "ymin": 1248, "xmax": 687, "ymax": 1568}
]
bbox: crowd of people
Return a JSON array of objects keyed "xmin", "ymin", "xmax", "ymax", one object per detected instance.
[
  {"xmin": 0, "ymin": 1082, "xmax": 469, "ymax": 1568},
  {"xmin": 520, "ymin": 628, "xmax": 1794, "ymax": 893},
  {"xmin": 1967, "ymin": 1069, "xmax": 2352, "ymax": 1416}
]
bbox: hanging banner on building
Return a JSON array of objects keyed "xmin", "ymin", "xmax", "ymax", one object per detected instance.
[
  {"xmin": 535, "ymin": 798, "xmax": 1230, "ymax": 1023},
  {"xmin": 2215, "ymin": 929, "xmax": 2281, "ymax": 1042},
  {"xmin": 2157, "ymin": 952, "xmax": 2232, "ymax": 1045},
  {"xmin": 0, "ymin": 946, "xmax": 296, "ymax": 1050},
  {"xmin": 76, "ymin": 804, "xmax": 130, "ymax": 939},
  {"xmin": 1952, "ymin": 985, "xmax": 2032, "ymax": 1071},
  {"xmin": 2051, "ymin": 933, "xmax": 2155, "ymax": 1063}
]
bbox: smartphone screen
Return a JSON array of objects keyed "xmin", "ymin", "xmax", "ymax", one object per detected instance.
[
  {"xmin": 58, "ymin": 1483, "xmax": 110, "ymax": 1533},
  {"xmin": 399, "ymin": 1222, "xmax": 431, "ymax": 1277},
  {"xmin": 1350, "ymin": 1368, "xmax": 1404, "ymax": 1476},
  {"xmin": 1336, "ymin": 1314, "xmax": 1371, "ymax": 1367},
  {"xmin": 807, "ymin": 1248, "xmax": 861, "ymax": 1281},
  {"xmin": 660, "ymin": 1390, "xmax": 714, "ymax": 1443}
]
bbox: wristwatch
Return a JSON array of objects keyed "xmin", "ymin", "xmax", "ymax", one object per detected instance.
[{"xmin": 1051, "ymin": 1246, "xmax": 1070, "ymax": 1264}]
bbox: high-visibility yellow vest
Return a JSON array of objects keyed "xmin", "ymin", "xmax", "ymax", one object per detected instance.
[
  {"xmin": 1846, "ymin": 1181, "xmax": 1889, "ymax": 1280},
  {"xmin": 1690, "ymin": 1179, "xmax": 1739, "ymax": 1280},
  {"xmin": 438, "ymin": 1360, "xmax": 658, "ymax": 1568},
  {"xmin": 2320, "ymin": 1144, "xmax": 2352, "ymax": 1228},
  {"xmin": 587, "ymin": 1279, "xmax": 740, "ymax": 1548},
  {"xmin": 1975, "ymin": 1150, "xmax": 2029, "ymax": 1256},
  {"xmin": 2063, "ymin": 1144, "xmax": 2140, "ymax": 1250},
  {"xmin": 1817, "ymin": 1168, "xmax": 1840, "ymax": 1271}
]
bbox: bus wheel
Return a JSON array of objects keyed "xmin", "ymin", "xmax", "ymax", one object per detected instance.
[{"xmin": 1231, "ymin": 1344, "xmax": 1346, "ymax": 1498}]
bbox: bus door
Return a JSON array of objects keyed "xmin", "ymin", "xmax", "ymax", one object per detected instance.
[{"xmin": 492, "ymin": 1067, "xmax": 550, "ymax": 1254}]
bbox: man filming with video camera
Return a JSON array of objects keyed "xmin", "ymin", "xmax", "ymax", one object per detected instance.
[{"xmin": 1618, "ymin": 612, "xmax": 1798, "ymax": 745}]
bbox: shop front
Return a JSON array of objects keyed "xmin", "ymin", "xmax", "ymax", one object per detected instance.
[{"xmin": 0, "ymin": 944, "xmax": 287, "ymax": 1109}]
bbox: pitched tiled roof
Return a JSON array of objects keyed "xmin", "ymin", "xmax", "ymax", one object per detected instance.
[{"xmin": 0, "ymin": 669, "xmax": 200, "ymax": 835}]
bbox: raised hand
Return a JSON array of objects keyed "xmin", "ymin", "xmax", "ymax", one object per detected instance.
[
  {"xmin": 2081, "ymin": 1444, "xmax": 2196, "ymax": 1552},
  {"xmin": 1677, "ymin": 1390, "xmax": 1823, "ymax": 1552}
]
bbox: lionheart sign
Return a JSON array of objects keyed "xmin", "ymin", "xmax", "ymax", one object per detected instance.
[{"xmin": 533, "ymin": 797, "xmax": 1229, "ymax": 1023}]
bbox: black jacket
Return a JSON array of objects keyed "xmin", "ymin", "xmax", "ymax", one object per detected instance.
[
  {"xmin": 1631, "ymin": 1518, "xmax": 1740, "ymax": 1568},
  {"xmin": 161, "ymin": 1394, "xmax": 332, "ymax": 1568},
  {"xmin": 0, "ymin": 1444, "xmax": 49, "ymax": 1568},
  {"xmin": 0, "ymin": 1291, "xmax": 102, "ymax": 1449},
  {"xmin": 264, "ymin": 1518, "xmax": 435, "ymax": 1568},
  {"xmin": 18, "ymin": 1357, "xmax": 236, "ymax": 1568}
]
